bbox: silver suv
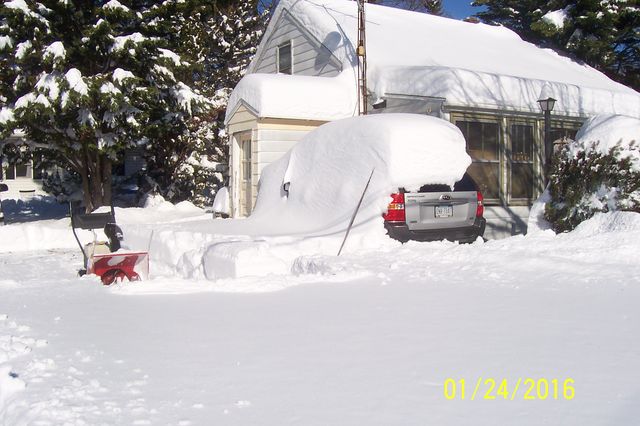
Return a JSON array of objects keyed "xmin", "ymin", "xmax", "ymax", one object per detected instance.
[{"xmin": 383, "ymin": 173, "xmax": 486, "ymax": 243}]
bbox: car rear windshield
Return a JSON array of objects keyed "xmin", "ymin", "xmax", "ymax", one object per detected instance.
[{"xmin": 414, "ymin": 173, "xmax": 478, "ymax": 193}]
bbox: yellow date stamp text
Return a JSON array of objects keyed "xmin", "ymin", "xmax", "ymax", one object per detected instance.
[{"xmin": 443, "ymin": 378, "xmax": 575, "ymax": 401}]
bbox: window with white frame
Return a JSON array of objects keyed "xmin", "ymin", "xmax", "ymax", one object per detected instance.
[
  {"xmin": 277, "ymin": 41, "xmax": 292, "ymax": 74},
  {"xmin": 5, "ymin": 160, "xmax": 30, "ymax": 179}
]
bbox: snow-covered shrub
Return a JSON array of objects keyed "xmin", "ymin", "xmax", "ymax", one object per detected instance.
[
  {"xmin": 545, "ymin": 115, "xmax": 639, "ymax": 232},
  {"xmin": 42, "ymin": 170, "xmax": 82, "ymax": 203}
]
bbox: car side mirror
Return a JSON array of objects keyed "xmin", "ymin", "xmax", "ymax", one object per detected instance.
[
  {"xmin": 283, "ymin": 182, "xmax": 290, "ymax": 194},
  {"xmin": 0, "ymin": 183, "xmax": 8, "ymax": 192}
]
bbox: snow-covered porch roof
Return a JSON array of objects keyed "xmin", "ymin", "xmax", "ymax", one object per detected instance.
[
  {"xmin": 225, "ymin": 73, "xmax": 357, "ymax": 124},
  {"xmin": 227, "ymin": 0, "xmax": 640, "ymax": 123}
]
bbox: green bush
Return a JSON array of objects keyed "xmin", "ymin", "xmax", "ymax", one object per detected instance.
[{"xmin": 545, "ymin": 141, "xmax": 640, "ymax": 232}]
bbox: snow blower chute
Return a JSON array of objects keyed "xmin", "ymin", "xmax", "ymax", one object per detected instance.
[{"xmin": 70, "ymin": 204, "xmax": 149, "ymax": 285}]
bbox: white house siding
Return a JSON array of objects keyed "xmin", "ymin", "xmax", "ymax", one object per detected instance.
[
  {"xmin": 255, "ymin": 128, "xmax": 315, "ymax": 176},
  {"xmin": 227, "ymin": 105, "xmax": 258, "ymax": 217},
  {"xmin": 253, "ymin": 10, "xmax": 342, "ymax": 77}
]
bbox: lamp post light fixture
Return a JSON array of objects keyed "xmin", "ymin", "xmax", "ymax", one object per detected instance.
[{"xmin": 538, "ymin": 96, "xmax": 556, "ymax": 184}]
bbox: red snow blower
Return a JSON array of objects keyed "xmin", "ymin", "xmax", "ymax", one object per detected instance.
[{"xmin": 70, "ymin": 204, "xmax": 149, "ymax": 285}]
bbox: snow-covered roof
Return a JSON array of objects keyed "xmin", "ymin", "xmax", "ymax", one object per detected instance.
[
  {"xmin": 227, "ymin": 0, "xmax": 640, "ymax": 123},
  {"xmin": 227, "ymin": 72, "xmax": 357, "ymax": 122}
]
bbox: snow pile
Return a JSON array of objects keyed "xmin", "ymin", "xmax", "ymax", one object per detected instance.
[
  {"xmin": 571, "ymin": 114, "xmax": 639, "ymax": 170},
  {"xmin": 122, "ymin": 114, "xmax": 471, "ymax": 280},
  {"xmin": 527, "ymin": 188, "xmax": 553, "ymax": 234},
  {"xmin": 212, "ymin": 187, "xmax": 230, "ymax": 215},
  {"xmin": 570, "ymin": 211, "xmax": 640, "ymax": 237},
  {"xmin": 0, "ymin": 198, "xmax": 207, "ymax": 253},
  {"xmin": 250, "ymin": 114, "xmax": 470, "ymax": 234}
]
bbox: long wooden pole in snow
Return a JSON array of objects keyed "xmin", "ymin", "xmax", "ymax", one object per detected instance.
[{"xmin": 337, "ymin": 168, "xmax": 375, "ymax": 257}]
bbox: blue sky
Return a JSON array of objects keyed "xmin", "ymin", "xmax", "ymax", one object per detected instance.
[{"xmin": 442, "ymin": 0, "xmax": 485, "ymax": 20}]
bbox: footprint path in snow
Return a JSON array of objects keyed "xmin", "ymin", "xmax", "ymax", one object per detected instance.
[
  {"xmin": 0, "ymin": 313, "xmax": 48, "ymax": 421},
  {"xmin": 0, "ymin": 313, "xmax": 161, "ymax": 425}
]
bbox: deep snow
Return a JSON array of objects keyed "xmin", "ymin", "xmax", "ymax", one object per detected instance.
[{"xmin": 1, "ymin": 211, "xmax": 640, "ymax": 425}]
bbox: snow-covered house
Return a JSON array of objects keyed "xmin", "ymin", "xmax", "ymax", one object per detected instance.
[
  {"xmin": 0, "ymin": 132, "xmax": 145, "ymax": 200},
  {"xmin": 225, "ymin": 0, "xmax": 640, "ymax": 238}
]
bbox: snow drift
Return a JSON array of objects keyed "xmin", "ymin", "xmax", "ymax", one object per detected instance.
[
  {"xmin": 124, "ymin": 114, "xmax": 472, "ymax": 280},
  {"xmin": 249, "ymin": 113, "xmax": 471, "ymax": 235},
  {"xmin": 571, "ymin": 114, "xmax": 640, "ymax": 171}
]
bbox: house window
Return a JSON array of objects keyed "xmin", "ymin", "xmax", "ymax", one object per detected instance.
[
  {"xmin": 4, "ymin": 160, "xmax": 31, "ymax": 179},
  {"xmin": 455, "ymin": 119, "xmax": 500, "ymax": 200},
  {"xmin": 549, "ymin": 121, "xmax": 581, "ymax": 154},
  {"xmin": 277, "ymin": 41, "xmax": 292, "ymax": 74},
  {"xmin": 509, "ymin": 124, "xmax": 534, "ymax": 200}
]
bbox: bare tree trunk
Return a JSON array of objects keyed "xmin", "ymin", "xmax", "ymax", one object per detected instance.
[
  {"xmin": 101, "ymin": 155, "xmax": 112, "ymax": 207},
  {"xmin": 76, "ymin": 137, "xmax": 114, "ymax": 212},
  {"xmin": 80, "ymin": 160, "xmax": 93, "ymax": 213},
  {"xmin": 80, "ymin": 144, "xmax": 94, "ymax": 213},
  {"xmin": 90, "ymin": 151, "xmax": 104, "ymax": 209}
]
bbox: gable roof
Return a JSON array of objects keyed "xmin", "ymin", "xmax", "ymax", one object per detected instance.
[{"xmin": 227, "ymin": 0, "xmax": 640, "ymax": 123}]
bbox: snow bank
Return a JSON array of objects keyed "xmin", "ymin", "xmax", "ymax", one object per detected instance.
[
  {"xmin": 249, "ymin": 114, "xmax": 470, "ymax": 234},
  {"xmin": 123, "ymin": 114, "xmax": 471, "ymax": 280},
  {"xmin": 211, "ymin": 187, "xmax": 229, "ymax": 215},
  {"xmin": 0, "ymin": 219, "xmax": 85, "ymax": 253},
  {"xmin": 571, "ymin": 114, "xmax": 640, "ymax": 170},
  {"xmin": 569, "ymin": 211, "xmax": 640, "ymax": 238},
  {"xmin": 527, "ymin": 188, "xmax": 553, "ymax": 234},
  {"xmin": 0, "ymin": 198, "xmax": 207, "ymax": 253}
]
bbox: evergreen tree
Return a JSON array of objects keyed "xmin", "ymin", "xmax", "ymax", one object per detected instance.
[
  {"xmin": 0, "ymin": 0, "xmax": 210, "ymax": 211},
  {"xmin": 111, "ymin": 0, "xmax": 267, "ymax": 206},
  {"xmin": 472, "ymin": 0, "xmax": 640, "ymax": 91}
]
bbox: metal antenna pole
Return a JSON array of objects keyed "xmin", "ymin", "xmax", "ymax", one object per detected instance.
[{"xmin": 357, "ymin": 0, "xmax": 368, "ymax": 115}]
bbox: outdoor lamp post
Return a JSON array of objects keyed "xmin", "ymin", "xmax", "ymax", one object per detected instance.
[{"xmin": 538, "ymin": 96, "xmax": 556, "ymax": 184}]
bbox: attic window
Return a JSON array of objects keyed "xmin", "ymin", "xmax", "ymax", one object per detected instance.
[{"xmin": 277, "ymin": 41, "xmax": 292, "ymax": 74}]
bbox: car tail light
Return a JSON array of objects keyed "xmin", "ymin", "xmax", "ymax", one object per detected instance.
[
  {"xmin": 476, "ymin": 191, "xmax": 484, "ymax": 217},
  {"xmin": 383, "ymin": 193, "xmax": 405, "ymax": 222}
]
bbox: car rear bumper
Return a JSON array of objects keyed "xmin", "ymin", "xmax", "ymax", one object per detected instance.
[{"xmin": 385, "ymin": 217, "xmax": 486, "ymax": 244}]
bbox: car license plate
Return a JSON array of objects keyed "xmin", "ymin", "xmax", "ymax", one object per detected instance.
[{"xmin": 435, "ymin": 205, "xmax": 453, "ymax": 218}]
